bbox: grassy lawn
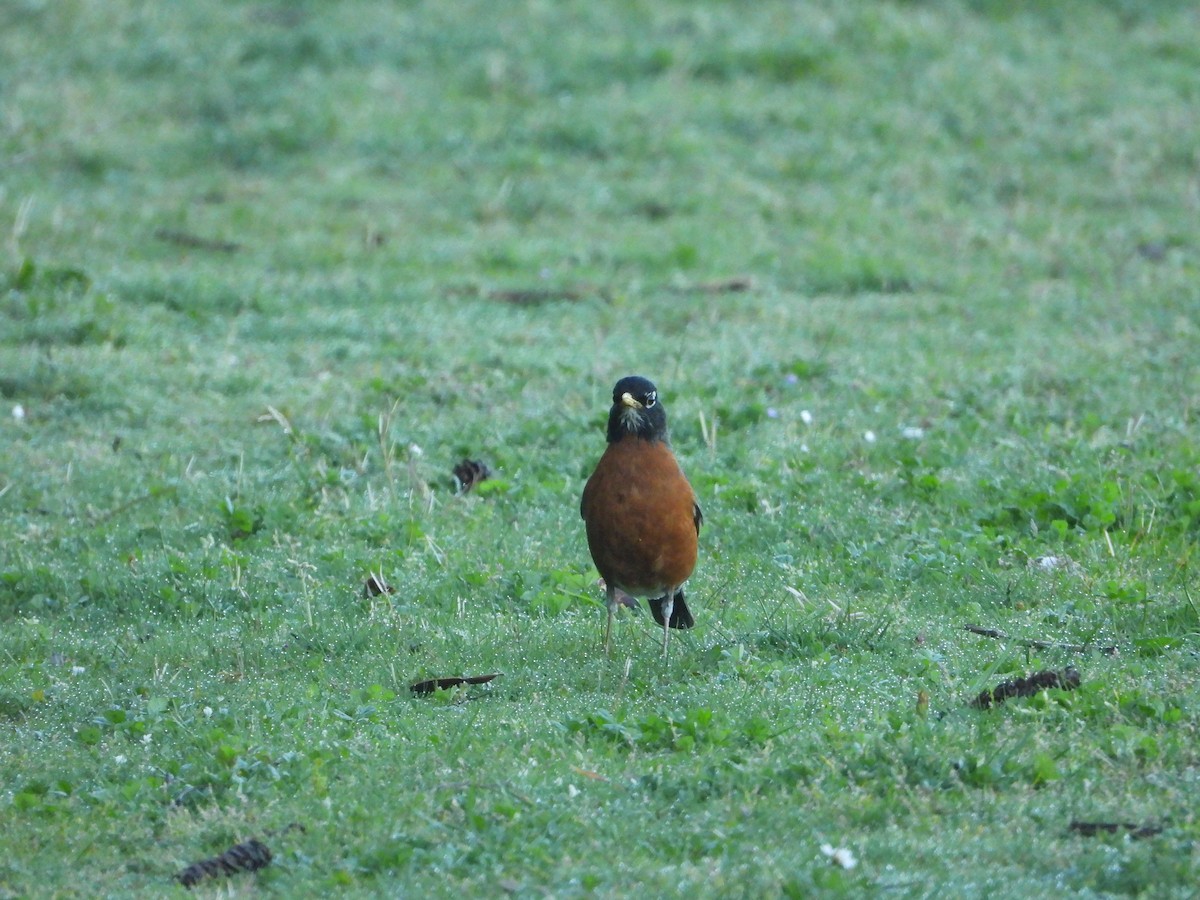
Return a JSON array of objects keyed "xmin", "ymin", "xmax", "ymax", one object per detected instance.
[{"xmin": 3, "ymin": 0, "xmax": 1199, "ymax": 895}]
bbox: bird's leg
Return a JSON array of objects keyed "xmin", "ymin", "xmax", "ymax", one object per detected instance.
[
  {"xmin": 604, "ymin": 582, "xmax": 618, "ymax": 657},
  {"xmin": 659, "ymin": 592, "xmax": 674, "ymax": 659}
]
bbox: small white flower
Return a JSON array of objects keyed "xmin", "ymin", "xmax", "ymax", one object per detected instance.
[
  {"xmin": 142, "ymin": 733, "xmax": 152, "ymax": 745},
  {"xmin": 800, "ymin": 409, "xmax": 813, "ymax": 425},
  {"xmin": 864, "ymin": 430, "xmax": 877, "ymax": 444},
  {"xmin": 820, "ymin": 843, "xmax": 857, "ymax": 870},
  {"xmin": 1031, "ymin": 554, "xmax": 1078, "ymax": 573},
  {"xmin": 203, "ymin": 706, "xmax": 213, "ymax": 718},
  {"xmin": 409, "ymin": 443, "xmax": 424, "ymax": 458},
  {"xmin": 800, "ymin": 443, "xmax": 810, "ymax": 453},
  {"xmin": 71, "ymin": 666, "xmax": 86, "ymax": 675},
  {"xmin": 901, "ymin": 426, "xmax": 925, "ymax": 440},
  {"xmin": 114, "ymin": 754, "xmax": 127, "ymax": 765},
  {"xmin": 766, "ymin": 407, "xmax": 779, "ymax": 419},
  {"xmin": 12, "ymin": 404, "xmax": 25, "ymax": 421},
  {"xmin": 567, "ymin": 784, "xmax": 580, "ymax": 798}
]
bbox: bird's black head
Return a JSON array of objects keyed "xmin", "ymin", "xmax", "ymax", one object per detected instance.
[{"xmin": 605, "ymin": 375, "xmax": 668, "ymax": 443}]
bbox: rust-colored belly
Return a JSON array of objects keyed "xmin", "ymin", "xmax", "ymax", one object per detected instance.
[{"xmin": 582, "ymin": 437, "xmax": 698, "ymax": 596}]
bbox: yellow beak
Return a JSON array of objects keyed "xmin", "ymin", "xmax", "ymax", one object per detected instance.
[{"xmin": 620, "ymin": 392, "xmax": 643, "ymax": 409}]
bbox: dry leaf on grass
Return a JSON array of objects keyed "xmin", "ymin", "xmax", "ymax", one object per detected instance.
[
  {"xmin": 411, "ymin": 673, "xmax": 502, "ymax": 694},
  {"xmin": 971, "ymin": 668, "xmax": 1080, "ymax": 709},
  {"xmin": 176, "ymin": 838, "xmax": 272, "ymax": 888}
]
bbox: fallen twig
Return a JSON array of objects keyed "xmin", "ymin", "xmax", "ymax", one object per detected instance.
[
  {"xmin": 964, "ymin": 624, "xmax": 1117, "ymax": 656},
  {"xmin": 89, "ymin": 484, "xmax": 179, "ymax": 524}
]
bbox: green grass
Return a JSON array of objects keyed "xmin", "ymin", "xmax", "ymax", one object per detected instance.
[{"xmin": 3, "ymin": 0, "xmax": 1199, "ymax": 895}]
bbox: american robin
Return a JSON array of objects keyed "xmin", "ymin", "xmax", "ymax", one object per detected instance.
[{"xmin": 581, "ymin": 375, "xmax": 702, "ymax": 658}]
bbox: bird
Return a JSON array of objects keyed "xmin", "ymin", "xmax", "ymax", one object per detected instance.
[{"xmin": 581, "ymin": 375, "xmax": 702, "ymax": 658}]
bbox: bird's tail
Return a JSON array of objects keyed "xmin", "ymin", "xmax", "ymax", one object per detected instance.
[{"xmin": 649, "ymin": 589, "xmax": 695, "ymax": 630}]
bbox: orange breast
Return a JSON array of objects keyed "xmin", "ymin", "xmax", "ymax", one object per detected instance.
[{"xmin": 581, "ymin": 437, "xmax": 698, "ymax": 596}]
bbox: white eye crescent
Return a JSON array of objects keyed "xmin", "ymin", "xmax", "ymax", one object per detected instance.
[{"xmin": 644, "ymin": 391, "xmax": 657, "ymax": 408}]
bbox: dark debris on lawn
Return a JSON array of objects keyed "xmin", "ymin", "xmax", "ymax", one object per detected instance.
[
  {"xmin": 971, "ymin": 667, "xmax": 1081, "ymax": 709},
  {"xmin": 363, "ymin": 572, "xmax": 394, "ymax": 597},
  {"xmin": 1069, "ymin": 820, "xmax": 1163, "ymax": 840},
  {"xmin": 176, "ymin": 838, "xmax": 272, "ymax": 888},
  {"xmin": 669, "ymin": 275, "xmax": 756, "ymax": 294},
  {"xmin": 154, "ymin": 228, "xmax": 241, "ymax": 254},
  {"xmin": 452, "ymin": 459, "xmax": 491, "ymax": 493},
  {"xmin": 444, "ymin": 284, "xmax": 600, "ymax": 305},
  {"xmin": 411, "ymin": 673, "xmax": 502, "ymax": 694}
]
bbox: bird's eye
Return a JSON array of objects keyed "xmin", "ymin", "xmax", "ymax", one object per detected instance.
[{"xmin": 644, "ymin": 391, "xmax": 657, "ymax": 408}]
